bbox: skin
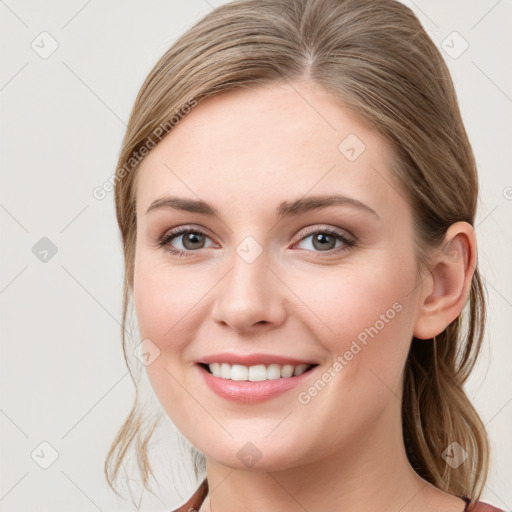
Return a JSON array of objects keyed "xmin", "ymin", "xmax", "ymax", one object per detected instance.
[{"xmin": 133, "ymin": 80, "xmax": 476, "ymax": 512}]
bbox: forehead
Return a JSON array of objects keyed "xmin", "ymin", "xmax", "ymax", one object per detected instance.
[{"xmin": 134, "ymin": 81, "xmax": 406, "ymax": 222}]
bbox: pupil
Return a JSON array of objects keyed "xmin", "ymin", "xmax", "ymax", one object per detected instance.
[
  {"xmin": 184, "ymin": 232, "xmax": 204, "ymax": 249},
  {"xmin": 313, "ymin": 233, "xmax": 334, "ymax": 250}
]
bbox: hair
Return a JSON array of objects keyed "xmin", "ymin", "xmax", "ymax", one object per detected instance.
[{"xmin": 106, "ymin": 0, "xmax": 490, "ymax": 506}]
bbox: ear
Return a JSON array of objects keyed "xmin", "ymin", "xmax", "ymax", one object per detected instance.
[{"xmin": 413, "ymin": 222, "xmax": 477, "ymax": 340}]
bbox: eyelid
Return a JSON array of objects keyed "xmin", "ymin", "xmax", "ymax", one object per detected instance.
[
  {"xmin": 157, "ymin": 224, "xmax": 216, "ymax": 247},
  {"xmin": 294, "ymin": 224, "xmax": 355, "ymax": 244},
  {"xmin": 157, "ymin": 224, "xmax": 356, "ymax": 256},
  {"xmin": 158, "ymin": 224, "xmax": 354, "ymax": 243}
]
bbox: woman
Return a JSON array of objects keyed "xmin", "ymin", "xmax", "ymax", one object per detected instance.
[{"xmin": 105, "ymin": 0, "xmax": 504, "ymax": 510}]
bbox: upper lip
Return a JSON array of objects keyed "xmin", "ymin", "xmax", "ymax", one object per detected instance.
[{"xmin": 197, "ymin": 352, "xmax": 318, "ymax": 366}]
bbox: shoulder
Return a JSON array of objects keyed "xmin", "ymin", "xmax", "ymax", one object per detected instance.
[
  {"xmin": 169, "ymin": 478, "xmax": 209, "ymax": 512},
  {"xmin": 466, "ymin": 500, "xmax": 505, "ymax": 511}
]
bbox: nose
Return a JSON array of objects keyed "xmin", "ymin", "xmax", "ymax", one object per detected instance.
[{"xmin": 210, "ymin": 245, "xmax": 287, "ymax": 333}]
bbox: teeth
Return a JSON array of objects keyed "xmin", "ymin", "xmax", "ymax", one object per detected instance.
[{"xmin": 207, "ymin": 362, "xmax": 312, "ymax": 381}]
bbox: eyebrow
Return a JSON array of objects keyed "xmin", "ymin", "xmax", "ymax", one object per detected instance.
[{"xmin": 145, "ymin": 194, "xmax": 380, "ymax": 220}]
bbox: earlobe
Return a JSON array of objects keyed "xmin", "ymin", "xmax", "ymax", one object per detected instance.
[{"xmin": 413, "ymin": 222, "xmax": 476, "ymax": 340}]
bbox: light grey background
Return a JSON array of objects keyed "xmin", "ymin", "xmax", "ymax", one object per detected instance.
[{"xmin": 1, "ymin": 1, "xmax": 511, "ymax": 511}]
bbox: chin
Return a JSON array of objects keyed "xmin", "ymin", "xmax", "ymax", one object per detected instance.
[{"xmin": 195, "ymin": 435, "xmax": 313, "ymax": 473}]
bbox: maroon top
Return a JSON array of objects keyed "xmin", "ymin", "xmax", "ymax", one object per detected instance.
[
  {"xmin": 463, "ymin": 498, "xmax": 506, "ymax": 512},
  {"xmin": 170, "ymin": 478, "xmax": 504, "ymax": 512}
]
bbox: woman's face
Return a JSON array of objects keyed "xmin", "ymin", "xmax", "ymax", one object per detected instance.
[{"xmin": 133, "ymin": 80, "xmax": 425, "ymax": 471}]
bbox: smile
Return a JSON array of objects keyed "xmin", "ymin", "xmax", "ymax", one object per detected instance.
[
  {"xmin": 196, "ymin": 361, "xmax": 319, "ymax": 403},
  {"xmin": 200, "ymin": 362, "xmax": 316, "ymax": 381}
]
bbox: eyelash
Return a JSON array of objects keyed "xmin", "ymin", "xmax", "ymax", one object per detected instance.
[{"xmin": 157, "ymin": 225, "xmax": 356, "ymax": 258}]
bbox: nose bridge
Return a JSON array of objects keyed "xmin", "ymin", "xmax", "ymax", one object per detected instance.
[{"xmin": 211, "ymin": 234, "xmax": 286, "ymax": 330}]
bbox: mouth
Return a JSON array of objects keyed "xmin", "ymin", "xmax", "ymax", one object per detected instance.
[
  {"xmin": 196, "ymin": 360, "xmax": 320, "ymax": 403},
  {"xmin": 197, "ymin": 362, "xmax": 319, "ymax": 382}
]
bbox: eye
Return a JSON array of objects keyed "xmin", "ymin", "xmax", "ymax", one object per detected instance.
[
  {"xmin": 293, "ymin": 227, "xmax": 355, "ymax": 255},
  {"xmin": 157, "ymin": 226, "xmax": 215, "ymax": 257},
  {"xmin": 157, "ymin": 225, "xmax": 356, "ymax": 258}
]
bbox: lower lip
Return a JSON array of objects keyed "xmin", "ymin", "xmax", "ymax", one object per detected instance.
[{"xmin": 196, "ymin": 364, "xmax": 317, "ymax": 404}]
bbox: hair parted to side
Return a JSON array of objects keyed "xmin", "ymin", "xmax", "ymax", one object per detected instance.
[{"xmin": 107, "ymin": 0, "xmax": 489, "ymax": 505}]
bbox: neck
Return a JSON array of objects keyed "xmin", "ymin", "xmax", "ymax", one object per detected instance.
[{"xmin": 198, "ymin": 403, "xmax": 445, "ymax": 512}]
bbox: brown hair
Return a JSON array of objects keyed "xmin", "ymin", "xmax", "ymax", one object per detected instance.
[{"xmin": 106, "ymin": 0, "xmax": 489, "ymax": 505}]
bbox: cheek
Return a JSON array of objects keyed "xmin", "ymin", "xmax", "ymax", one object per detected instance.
[
  {"xmin": 288, "ymin": 252, "xmax": 418, "ymax": 414},
  {"xmin": 291, "ymin": 256, "xmax": 416, "ymax": 349},
  {"xmin": 287, "ymin": 257, "xmax": 417, "ymax": 439},
  {"xmin": 133, "ymin": 252, "xmax": 206, "ymax": 343},
  {"xmin": 132, "ymin": 253, "xmax": 209, "ymax": 420}
]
